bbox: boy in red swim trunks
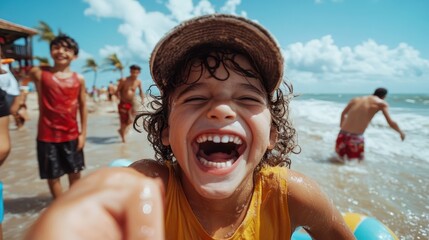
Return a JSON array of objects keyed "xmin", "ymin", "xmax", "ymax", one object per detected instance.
[
  {"xmin": 29, "ymin": 35, "xmax": 87, "ymax": 199},
  {"xmin": 335, "ymin": 88, "xmax": 405, "ymax": 162},
  {"xmin": 116, "ymin": 64, "xmax": 144, "ymax": 142}
]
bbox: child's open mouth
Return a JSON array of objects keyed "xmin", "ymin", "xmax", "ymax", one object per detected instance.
[{"xmin": 195, "ymin": 134, "xmax": 246, "ymax": 169}]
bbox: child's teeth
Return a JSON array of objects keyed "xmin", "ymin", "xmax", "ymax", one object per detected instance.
[
  {"xmin": 213, "ymin": 136, "xmax": 221, "ymax": 143},
  {"xmin": 199, "ymin": 157, "xmax": 234, "ymax": 169}
]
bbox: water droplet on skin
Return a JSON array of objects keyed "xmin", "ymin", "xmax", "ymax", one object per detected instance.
[
  {"xmin": 140, "ymin": 225, "xmax": 155, "ymax": 238},
  {"xmin": 142, "ymin": 203, "xmax": 153, "ymax": 215},
  {"xmin": 140, "ymin": 186, "xmax": 152, "ymax": 200},
  {"xmin": 291, "ymin": 176, "xmax": 303, "ymax": 183}
]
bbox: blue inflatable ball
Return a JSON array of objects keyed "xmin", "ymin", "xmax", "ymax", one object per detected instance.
[
  {"xmin": 291, "ymin": 212, "xmax": 398, "ymax": 240},
  {"xmin": 291, "ymin": 227, "xmax": 311, "ymax": 240},
  {"xmin": 0, "ymin": 182, "xmax": 4, "ymax": 223},
  {"xmin": 344, "ymin": 213, "xmax": 398, "ymax": 240},
  {"xmin": 109, "ymin": 159, "xmax": 133, "ymax": 167}
]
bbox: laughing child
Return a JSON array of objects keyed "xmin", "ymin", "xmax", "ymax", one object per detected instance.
[{"xmin": 26, "ymin": 15, "xmax": 354, "ymax": 239}]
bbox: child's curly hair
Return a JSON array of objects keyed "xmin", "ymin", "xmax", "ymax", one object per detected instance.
[{"xmin": 134, "ymin": 45, "xmax": 298, "ymax": 169}]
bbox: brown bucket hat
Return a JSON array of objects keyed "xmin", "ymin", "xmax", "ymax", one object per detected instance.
[{"xmin": 150, "ymin": 14, "xmax": 284, "ymax": 94}]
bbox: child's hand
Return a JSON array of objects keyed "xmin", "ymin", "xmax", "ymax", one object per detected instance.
[
  {"xmin": 77, "ymin": 133, "xmax": 86, "ymax": 151},
  {"xmin": 25, "ymin": 168, "xmax": 165, "ymax": 240}
]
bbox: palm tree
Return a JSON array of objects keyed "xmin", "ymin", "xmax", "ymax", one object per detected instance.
[
  {"xmin": 103, "ymin": 53, "xmax": 124, "ymax": 78},
  {"xmin": 35, "ymin": 21, "xmax": 56, "ymax": 43},
  {"xmin": 33, "ymin": 21, "xmax": 62, "ymax": 68},
  {"xmin": 82, "ymin": 58, "xmax": 99, "ymax": 87}
]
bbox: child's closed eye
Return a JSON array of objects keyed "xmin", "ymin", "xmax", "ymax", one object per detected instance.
[
  {"xmin": 237, "ymin": 96, "xmax": 264, "ymax": 104},
  {"xmin": 184, "ymin": 96, "xmax": 208, "ymax": 103}
]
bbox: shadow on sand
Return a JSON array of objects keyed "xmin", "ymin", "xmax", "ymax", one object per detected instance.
[
  {"xmin": 4, "ymin": 195, "xmax": 52, "ymax": 214},
  {"xmin": 86, "ymin": 136, "xmax": 121, "ymax": 145}
]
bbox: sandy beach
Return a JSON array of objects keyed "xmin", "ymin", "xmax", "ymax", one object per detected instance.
[{"xmin": 1, "ymin": 92, "xmax": 427, "ymax": 239}]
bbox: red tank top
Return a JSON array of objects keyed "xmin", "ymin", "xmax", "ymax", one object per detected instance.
[{"xmin": 37, "ymin": 70, "xmax": 81, "ymax": 142}]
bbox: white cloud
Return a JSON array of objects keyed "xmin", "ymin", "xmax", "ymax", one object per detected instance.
[
  {"xmin": 284, "ymin": 35, "xmax": 429, "ymax": 77},
  {"xmin": 99, "ymin": 45, "xmax": 129, "ymax": 59},
  {"xmin": 83, "ymin": 0, "xmax": 246, "ymax": 63},
  {"xmin": 167, "ymin": 0, "xmax": 194, "ymax": 21},
  {"xmin": 284, "ymin": 35, "xmax": 429, "ymax": 93},
  {"xmin": 84, "ymin": 0, "xmax": 176, "ymax": 61},
  {"xmin": 77, "ymin": 49, "xmax": 93, "ymax": 60},
  {"xmin": 193, "ymin": 0, "xmax": 216, "ymax": 16},
  {"xmin": 220, "ymin": 0, "xmax": 241, "ymax": 14}
]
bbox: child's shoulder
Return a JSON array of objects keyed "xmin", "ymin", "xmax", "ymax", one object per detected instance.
[
  {"xmin": 286, "ymin": 169, "xmax": 320, "ymax": 193},
  {"xmin": 130, "ymin": 159, "xmax": 169, "ymax": 185},
  {"xmin": 260, "ymin": 167, "xmax": 322, "ymax": 200},
  {"xmin": 285, "ymin": 169, "xmax": 328, "ymax": 216},
  {"xmin": 75, "ymin": 72, "xmax": 85, "ymax": 82}
]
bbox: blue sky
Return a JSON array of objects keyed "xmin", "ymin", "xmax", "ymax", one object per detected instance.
[{"xmin": 1, "ymin": 0, "xmax": 428, "ymax": 94}]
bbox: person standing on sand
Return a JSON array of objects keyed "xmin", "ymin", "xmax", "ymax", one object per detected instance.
[
  {"xmin": 116, "ymin": 64, "xmax": 144, "ymax": 143},
  {"xmin": 107, "ymin": 81, "xmax": 115, "ymax": 102},
  {"xmin": 335, "ymin": 87, "xmax": 405, "ymax": 162},
  {"xmin": 28, "ymin": 34, "xmax": 88, "ymax": 199}
]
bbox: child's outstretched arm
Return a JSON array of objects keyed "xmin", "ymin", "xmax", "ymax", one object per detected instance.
[
  {"xmin": 25, "ymin": 168, "xmax": 165, "ymax": 240},
  {"xmin": 287, "ymin": 170, "xmax": 355, "ymax": 239}
]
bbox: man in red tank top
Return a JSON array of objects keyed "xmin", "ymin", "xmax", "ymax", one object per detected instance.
[{"xmin": 29, "ymin": 35, "xmax": 87, "ymax": 199}]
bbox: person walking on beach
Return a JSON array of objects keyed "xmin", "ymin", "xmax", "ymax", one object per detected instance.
[
  {"xmin": 107, "ymin": 81, "xmax": 116, "ymax": 102},
  {"xmin": 335, "ymin": 87, "xmax": 405, "ymax": 162},
  {"xmin": 26, "ymin": 14, "xmax": 354, "ymax": 240},
  {"xmin": 28, "ymin": 34, "xmax": 87, "ymax": 199},
  {"xmin": 116, "ymin": 64, "xmax": 144, "ymax": 143}
]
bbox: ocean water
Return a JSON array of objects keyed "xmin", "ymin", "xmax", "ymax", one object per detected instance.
[{"xmin": 289, "ymin": 94, "xmax": 428, "ymax": 239}]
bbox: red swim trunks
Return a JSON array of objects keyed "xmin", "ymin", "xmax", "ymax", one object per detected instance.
[
  {"xmin": 118, "ymin": 101, "xmax": 132, "ymax": 124},
  {"xmin": 335, "ymin": 130, "xmax": 364, "ymax": 161}
]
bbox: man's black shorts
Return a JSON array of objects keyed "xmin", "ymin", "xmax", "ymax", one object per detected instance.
[{"xmin": 37, "ymin": 139, "xmax": 85, "ymax": 179}]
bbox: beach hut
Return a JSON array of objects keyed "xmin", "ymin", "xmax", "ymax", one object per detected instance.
[{"xmin": 0, "ymin": 18, "xmax": 38, "ymax": 76}]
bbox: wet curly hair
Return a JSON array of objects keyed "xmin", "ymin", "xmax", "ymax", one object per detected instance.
[{"xmin": 134, "ymin": 45, "xmax": 298, "ymax": 169}]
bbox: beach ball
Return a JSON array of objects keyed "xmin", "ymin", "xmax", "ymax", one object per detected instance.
[
  {"xmin": 109, "ymin": 159, "xmax": 133, "ymax": 167},
  {"xmin": 343, "ymin": 212, "xmax": 398, "ymax": 240},
  {"xmin": 291, "ymin": 212, "xmax": 398, "ymax": 240}
]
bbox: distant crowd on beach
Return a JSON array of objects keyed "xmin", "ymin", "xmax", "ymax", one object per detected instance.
[{"xmin": 87, "ymin": 80, "xmax": 120, "ymax": 103}]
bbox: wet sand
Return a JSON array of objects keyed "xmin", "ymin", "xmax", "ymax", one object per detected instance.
[{"xmin": 1, "ymin": 93, "xmax": 154, "ymax": 239}]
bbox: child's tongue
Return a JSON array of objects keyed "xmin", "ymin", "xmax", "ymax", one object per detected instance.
[{"xmin": 198, "ymin": 150, "xmax": 235, "ymax": 163}]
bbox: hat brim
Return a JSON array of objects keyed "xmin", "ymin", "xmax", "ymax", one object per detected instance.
[{"xmin": 150, "ymin": 14, "xmax": 283, "ymax": 94}]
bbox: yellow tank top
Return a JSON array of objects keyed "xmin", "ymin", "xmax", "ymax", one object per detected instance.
[{"xmin": 164, "ymin": 163, "xmax": 291, "ymax": 239}]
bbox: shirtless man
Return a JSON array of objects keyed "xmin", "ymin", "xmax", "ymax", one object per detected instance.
[
  {"xmin": 335, "ymin": 88, "xmax": 405, "ymax": 162},
  {"xmin": 116, "ymin": 64, "xmax": 144, "ymax": 142}
]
